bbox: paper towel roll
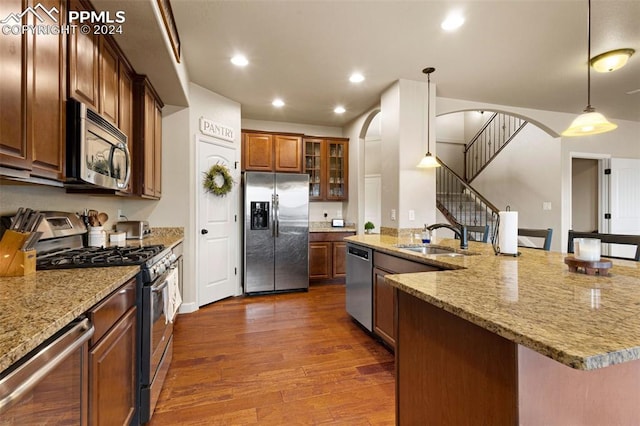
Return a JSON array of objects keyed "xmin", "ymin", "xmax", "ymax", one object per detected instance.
[{"xmin": 498, "ymin": 211, "xmax": 518, "ymax": 254}]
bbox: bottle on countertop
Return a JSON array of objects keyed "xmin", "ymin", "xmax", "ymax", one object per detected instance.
[{"xmin": 421, "ymin": 224, "xmax": 431, "ymax": 244}]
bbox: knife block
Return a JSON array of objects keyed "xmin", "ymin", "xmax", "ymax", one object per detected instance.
[{"xmin": 0, "ymin": 230, "xmax": 36, "ymax": 277}]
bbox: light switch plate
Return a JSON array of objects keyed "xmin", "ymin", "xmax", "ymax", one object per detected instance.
[
  {"xmin": 408, "ymin": 210, "xmax": 415, "ymax": 220},
  {"xmin": 543, "ymin": 202, "xmax": 552, "ymax": 211},
  {"xmin": 391, "ymin": 209, "xmax": 396, "ymax": 221}
]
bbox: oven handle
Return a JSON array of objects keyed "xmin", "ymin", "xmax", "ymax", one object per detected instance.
[
  {"xmin": 152, "ymin": 281, "xmax": 169, "ymax": 293},
  {"xmin": 0, "ymin": 317, "xmax": 94, "ymax": 412}
]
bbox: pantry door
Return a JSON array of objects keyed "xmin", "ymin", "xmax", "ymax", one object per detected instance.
[{"xmin": 197, "ymin": 137, "xmax": 239, "ymax": 306}]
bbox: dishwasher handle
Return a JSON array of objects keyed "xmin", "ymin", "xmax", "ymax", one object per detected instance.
[
  {"xmin": 0, "ymin": 317, "xmax": 94, "ymax": 412},
  {"xmin": 348, "ymin": 245, "xmax": 370, "ymax": 260}
]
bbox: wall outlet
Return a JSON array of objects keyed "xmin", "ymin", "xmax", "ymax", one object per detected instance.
[
  {"xmin": 336, "ymin": 210, "xmax": 342, "ymax": 218},
  {"xmin": 117, "ymin": 209, "xmax": 123, "ymax": 219},
  {"xmin": 543, "ymin": 202, "xmax": 552, "ymax": 211},
  {"xmin": 391, "ymin": 209, "xmax": 396, "ymax": 221},
  {"xmin": 408, "ymin": 209, "xmax": 415, "ymax": 221}
]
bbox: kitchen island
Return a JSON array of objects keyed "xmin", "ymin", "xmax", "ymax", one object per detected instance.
[
  {"xmin": 0, "ymin": 228, "xmax": 184, "ymax": 373},
  {"xmin": 345, "ymin": 234, "xmax": 640, "ymax": 425}
]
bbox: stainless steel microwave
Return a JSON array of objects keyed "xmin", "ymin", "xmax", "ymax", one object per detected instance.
[{"xmin": 66, "ymin": 99, "xmax": 131, "ymax": 190}]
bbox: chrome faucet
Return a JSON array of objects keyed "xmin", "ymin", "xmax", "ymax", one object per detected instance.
[{"xmin": 424, "ymin": 223, "xmax": 468, "ymax": 250}]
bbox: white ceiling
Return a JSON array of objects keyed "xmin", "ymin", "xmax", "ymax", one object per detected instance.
[{"xmin": 100, "ymin": 0, "xmax": 640, "ymax": 127}]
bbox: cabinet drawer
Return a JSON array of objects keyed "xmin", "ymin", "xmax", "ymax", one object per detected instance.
[
  {"xmin": 374, "ymin": 252, "xmax": 440, "ymax": 273},
  {"xmin": 89, "ymin": 278, "xmax": 136, "ymax": 346},
  {"xmin": 309, "ymin": 231, "xmax": 355, "ymax": 242}
]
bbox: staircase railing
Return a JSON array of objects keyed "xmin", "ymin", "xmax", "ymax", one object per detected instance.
[
  {"xmin": 464, "ymin": 112, "xmax": 528, "ymax": 182},
  {"xmin": 436, "ymin": 157, "xmax": 500, "ymax": 243}
]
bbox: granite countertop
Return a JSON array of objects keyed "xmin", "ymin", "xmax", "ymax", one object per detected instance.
[
  {"xmin": 309, "ymin": 221, "xmax": 357, "ymax": 233},
  {"xmin": 345, "ymin": 234, "xmax": 640, "ymax": 371},
  {"xmin": 0, "ymin": 228, "xmax": 184, "ymax": 373}
]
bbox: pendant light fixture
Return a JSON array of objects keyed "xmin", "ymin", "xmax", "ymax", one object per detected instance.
[
  {"xmin": 417, "ymin": 67, "xmax": 440, "ymax": 168},
  {"xmin": 562, "ymin": 0, "xmax": 617, "ymax": 137}
]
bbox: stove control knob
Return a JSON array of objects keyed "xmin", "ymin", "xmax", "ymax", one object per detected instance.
[
  {"xmin": 158, "ymin": 264, "xmax": 166, "ymax": 275},
  {"xmin": 169, "ymin": 253, "xmax": 177, "ymax": 263}
]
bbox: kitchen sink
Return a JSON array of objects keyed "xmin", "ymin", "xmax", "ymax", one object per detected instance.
[{"xmin": 394, "ymin": 245, "xmax": 459, "ymax": 255}]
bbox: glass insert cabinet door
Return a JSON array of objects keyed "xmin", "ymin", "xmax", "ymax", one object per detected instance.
[
  {"xmin": 303, "ymin": 138, "xmax": 348, "ymax": 201},
  {"xmin": 327, "ymin": 141, "xmax": 345, "ymax": 199},
  {"xmin": 304, "ymin": 139, "xmax": 323, "ymax": 200}
]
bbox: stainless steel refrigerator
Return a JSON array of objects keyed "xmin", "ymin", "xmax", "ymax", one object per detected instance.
[{"xmin": 243, "ymin": 172, "xmax": 309, "ymax": 293}]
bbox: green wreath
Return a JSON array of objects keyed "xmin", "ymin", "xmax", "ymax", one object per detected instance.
[{"xmin": 203, "ymin": 163, "xmax": 234, "ymax": 196}]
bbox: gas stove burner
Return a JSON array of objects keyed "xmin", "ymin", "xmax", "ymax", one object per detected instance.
[{"xmin": 37, "ymin": 245, "xmax": 166, "ymax": 270}]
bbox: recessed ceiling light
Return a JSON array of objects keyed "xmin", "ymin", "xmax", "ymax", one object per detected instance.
[
  {"xmin": 230, "ymin": 54, "xmax": 249, "ymax": 67},
  {"xmin": 272, "ymin": 98, "xmax": 285, "ymax": 108},
  {"xmin": 349, "ymin": 73, "xmax": 365, "ymax": 83},
  {"xmin": 334, "ymin": 106, "xmax": 346, "ymax": 114},
  {"xmin": 441, "ymin": 12, "xmax": 465, "ymax": 31}
]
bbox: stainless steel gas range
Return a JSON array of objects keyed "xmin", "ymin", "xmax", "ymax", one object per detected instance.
[{"xmin": 14, "ymin": 211, "xmax": 179, "ymax": 425}]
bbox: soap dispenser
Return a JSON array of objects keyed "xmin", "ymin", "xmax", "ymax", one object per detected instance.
[{"xmin": 421, "ymin": 225, "xmax": 431, "ymax": 244}]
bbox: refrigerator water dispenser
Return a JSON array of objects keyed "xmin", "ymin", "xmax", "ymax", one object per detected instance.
[{"xmin": 250, "ymin": 202, "xmax": 269, "ymax": 230}]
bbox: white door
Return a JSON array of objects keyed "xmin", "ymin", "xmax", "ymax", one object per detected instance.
[
  {"xmin": 197, "ymin": 137, "xmax": 239, "ymax": 306},
  {"xmin": 609, "ymin": 158, "xmax": 640, "ymax": 258}
]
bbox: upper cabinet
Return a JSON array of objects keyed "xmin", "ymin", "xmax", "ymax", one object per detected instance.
[
  {"xmin": 133, "ymin": 76, "xmax": 163, "ymax": 199},
  {"xmin": 68, "ymin": 0, "xmax": 99, "ymax": 110},
  {"xmin": 242, "ymin": 131, "xmax": 303, "ymax": 173},
  {"xmin": 0, "ymin": 0, "xmax": 66, "ymax": 182},
  {"xmin": 304, "ymin": 137, "xmax": 348, "ymax": 201}
]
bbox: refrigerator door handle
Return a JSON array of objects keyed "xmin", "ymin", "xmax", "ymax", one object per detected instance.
[
  {"xmin": 271, "ymin": 194, "xmax": 276, "ymax": 237},
  {"xmin": 274, "ymin": 194, "xmax": 280, "ymax": 237}
]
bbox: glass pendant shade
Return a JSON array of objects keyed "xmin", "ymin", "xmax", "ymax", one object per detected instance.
[
  {"xmin": 562, "ymin": 0, "xmax": 617, "ymax": 137},
  {"xmin": 417, "ymin": 153, "xmax": 440, "ymax": 168},
  {"xmin": 561, "ymin": 110, "xmax": 618, "ymax": 136},
  {"xmin": 590, "ymin": 49, "xmax": 634, "ymax": 73}
]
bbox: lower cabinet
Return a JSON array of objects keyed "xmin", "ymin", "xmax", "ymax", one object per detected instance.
[
  {"xmin": 373, "ymin": 252, "xmax": 440, "ymax": 349},
  {"xmin": 309, "ymin": 232, "xmax": 355, "ymax": 283},
  {"xmin": 87, "ymin": 278, "xmax": 137, "ymax": 425}
]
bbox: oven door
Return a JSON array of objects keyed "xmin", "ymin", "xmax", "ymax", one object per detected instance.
[
  {"xmin": 140, "ymin": 268, "xmax": 175, "ymax": 423},
  {"xmin": 0, "ymin": 318, "xmax": 94, "ymax": 425}
]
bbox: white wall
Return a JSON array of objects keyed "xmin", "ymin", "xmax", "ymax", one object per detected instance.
[
  {"xmin": 572, "ymin": 159, "xmax": 599, "ymax": 232},
  {"xmin": 471, "ymin": 124, "xmax": 562, "ymax": 251}
]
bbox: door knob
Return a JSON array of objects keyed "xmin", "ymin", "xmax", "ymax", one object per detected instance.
[{"xmin": 201, "ymin": 229, "xmax": 208, "ymax": 235}]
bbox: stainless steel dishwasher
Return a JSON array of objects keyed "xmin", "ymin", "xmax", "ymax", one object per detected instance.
[{"xmin": 346, "ymin": 243, "xmax": 373, "ymax": 331}]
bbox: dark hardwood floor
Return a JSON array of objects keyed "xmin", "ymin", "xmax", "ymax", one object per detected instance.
[{"xmin": 149, "ymin": 284, "xmax": 395, "ymax": 425}]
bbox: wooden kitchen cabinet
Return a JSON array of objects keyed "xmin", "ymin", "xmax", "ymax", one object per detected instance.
[
  {"xmin": 88, "ymin": 278, "xmax": 137, "ymax": 425},
  {"xmin": 99, "ymin": 37, "xmax": 119, "ymax": 124},
  {"xmin": 309, "ymin": 241, "xmax": 332, "ymax": 280},
  {"xmin": 134, "ymin": 76, "xmax": 164, "ymax": 199},
  {"xmin": 242, "ymin": 131, "xmax": 303, "ymax": 172},
  {"xmin": 304, "ymin": 137, "xmax": 348, "ymax": 201},
  {"xmin": 68, "ymin": 0, "xmax": 99, "ymax": 110},
  {"xmin": 309, "ymin": 232, "xmax": 355, "ymax": 283},
  {"xmin": 373, "ymin": 252, "xmax": 440, "ymax": 349},
  {"xmin": 0, "ymin": 0, "xmax": 66, "ymax": 182},
  {"xmin": 274, "ymin": 134, "xmax": 303, "ymax": 172}
]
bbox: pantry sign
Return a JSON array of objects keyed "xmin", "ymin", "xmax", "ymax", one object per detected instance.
[{"xmin": 199, "ymin": 117, "xmax": 234, "ymax": 143}]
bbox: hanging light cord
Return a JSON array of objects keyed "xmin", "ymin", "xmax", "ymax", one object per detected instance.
[{"xmin": 585, "ymin": 0, "xmax": 594, "ymax": 113}]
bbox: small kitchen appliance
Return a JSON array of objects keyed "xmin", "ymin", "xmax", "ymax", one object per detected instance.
[
  {"xmin": 66, "ymin": 98, "xmax": 131, "ymax": 191},
  {"xmin": 116, "ymin": 220, "xmax": 152, "ymax": 239}
]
